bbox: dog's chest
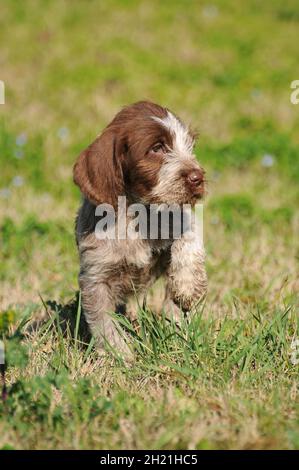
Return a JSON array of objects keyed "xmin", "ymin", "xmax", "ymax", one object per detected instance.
[
  {"xmin": 80, "ymin": 236, "xmax": 171, "ymax": 295},
  {"xmin": 121, "ymin": 239, "xmax": 171, "ymax": 289}
]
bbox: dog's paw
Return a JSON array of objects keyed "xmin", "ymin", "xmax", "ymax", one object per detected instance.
[{"xmin": 94, "ymin": 328, "xmax": 135, "ymax": 364}]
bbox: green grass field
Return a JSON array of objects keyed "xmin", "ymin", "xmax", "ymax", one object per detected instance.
[{"xmin": 0, "ymin": 0, "xmax": 298, "ymax": 449}]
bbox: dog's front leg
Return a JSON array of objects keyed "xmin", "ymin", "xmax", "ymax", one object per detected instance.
[
  {"xmin": 166, "ymin": 230, "xmax": 207, "ymax": 313},
  {"xmin": 79, "ymin": 279, "xmax": 131, "ymax": 357}
]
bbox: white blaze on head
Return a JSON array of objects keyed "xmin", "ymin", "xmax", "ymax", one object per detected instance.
[
  {"xmin": 152, "ymin": 111, "xmax": 194, "ymax": 156},
  {"xmin": 150, "ymin": 110, "xmax": 200, "ymax": 204}
]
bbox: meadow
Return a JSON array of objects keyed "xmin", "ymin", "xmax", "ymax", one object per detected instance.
[{"xmin": 0, "ymin": 0, "xmax": 298, "ymax": 449}]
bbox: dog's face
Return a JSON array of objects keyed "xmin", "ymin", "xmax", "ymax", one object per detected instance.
[{"xmin": 74, "ymin": 101, "xmax": 205, "ymax": 207}]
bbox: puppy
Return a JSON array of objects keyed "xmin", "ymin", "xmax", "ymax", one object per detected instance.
[{"xmin": 73, "ymin": 101, "xmax": 207, "ymax": 355}]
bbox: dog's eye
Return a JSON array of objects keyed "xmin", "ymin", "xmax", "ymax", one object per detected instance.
[{"xmin": 151, "ymin": 143, "xmax": 164, "ymax": 153}]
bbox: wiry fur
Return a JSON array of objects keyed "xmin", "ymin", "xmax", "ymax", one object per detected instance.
[{"xmin": 74, "ymin": 101, "xmax": 207, "ymax": 356}]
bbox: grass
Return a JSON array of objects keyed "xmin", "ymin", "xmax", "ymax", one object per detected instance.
[{"xmin": 0, "ymin": 0, "xmax": 298, "ymax": 450}]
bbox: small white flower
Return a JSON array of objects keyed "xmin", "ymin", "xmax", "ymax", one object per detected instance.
[
  {"xmin": 251, "ymin": 89, "xmax": 262, "ymax": 100},
  {"xmin": 12, "ymin": 175, "xmax": 24, "ymax": 187},
  {"xmin": 57, "ymin": 127, "xmax": 69, "ymax": 141},
  {"xmin": 202, "ymin": 4, "xmax": 219, "ymax": 19},
  {"xmin": 16, "ymin": 133, "xmax": 27, "ymax": 146},
  {"xmin": 14, "ymin": 149, "xmax": 24, "ymax": 159},
  {"xmin": 261, "ymin": 154, "xmax": 275, "ymax": 168},
  {"xmin": 41, "ymin": 193, "xmax": 52, "ymax": 203},
  {"xmin": 211, "ymin": 215, "xmax": 219, "ymax": 225},
  {"xmin": 0, "ymin": 188, "xmax": 11, "ymax": 199},
  {"xmin": 212, "ymin": 171, "xmax": 221, "ymax": 181}
]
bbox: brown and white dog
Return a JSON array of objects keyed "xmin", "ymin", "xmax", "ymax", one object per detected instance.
[{"xmin": 73, "ymin": 101, "xmax": 207, "ymax": 355}]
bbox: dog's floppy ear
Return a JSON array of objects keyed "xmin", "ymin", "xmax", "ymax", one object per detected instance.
[{"xmin": 73, "ymin": 128, "xmax": 124, "ymax": 207}]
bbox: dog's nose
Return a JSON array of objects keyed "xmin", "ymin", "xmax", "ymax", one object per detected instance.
[{"xmin": 186, "ymin": 170, "xmax": 203, "ymax": 187}]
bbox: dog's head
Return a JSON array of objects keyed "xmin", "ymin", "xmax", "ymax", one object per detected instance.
[{"xmin": 73, "ymin": 101, "xmax": 205, "ymax": 207}]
